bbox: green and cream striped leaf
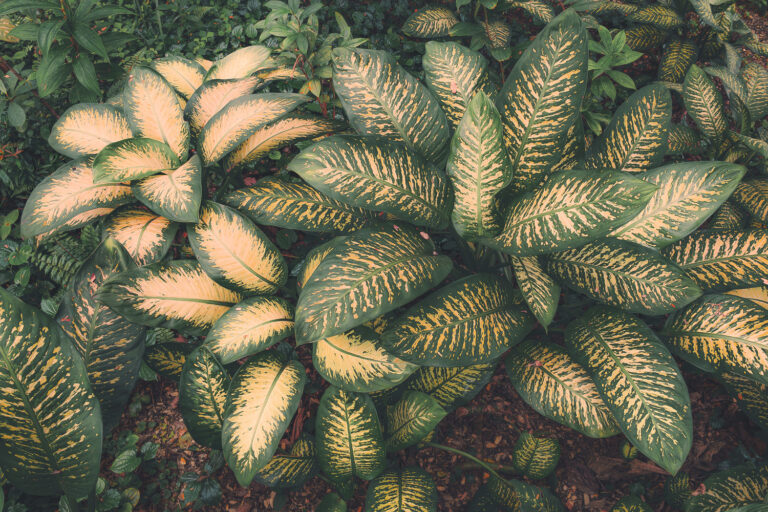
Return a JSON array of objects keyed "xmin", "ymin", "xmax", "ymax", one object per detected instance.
[
  {"xmin": 690, "ymin": 0, "xmax": 719, "ymax": 30},
  {"xmin": 179, "ymin": 346, "xmax": 229, "ymax": 448},
  {"xmin": 184, "ymin": 77, "xmax": 262, "ymax": 132},
  {"xmin": 666, "ymin": 124, "xmax": 704, "ymax": 155},
  {"xmin": 684, "ymin": 462, "xmax": 768, "ymax": 512},
  {"xmin": 151, "ymin": 56, "xmax": 206, "ymax": 99},
  {"xmin": 143, "ymin": 342, "xmax": 194, "ymax": 381},
  {"xmin": 20, "ymin": 159, "xmax": 132, "ymax": 239},
  {"xmin": 551, "ymin": 121, "xmax": 584, "ymax": 172},
  {"xmin": 97, "ymin": 260, "xmax": 243, "ymax": 335},
  {"xmin": 296, "ymin": 225, "xmax": 452, "ymax": 343},
  {"xmin": 0, "ymin": 289, "xmax": 102, "ymax": 499},
  {"xmin": 625, "ymin": 25, "xmax": 667, "ymax": 53},
  {"xmin": 124, "ymin": 67, "xmax": 190, "ymax": 160},
  {"xmin": 382, "ymin": 273, "xmax": 534, "ymax": 366},
  {"xmin": 584, "ymin": 85, "xmax": 671, "ymax": 173},
  {"xmin": 611, "ymin": 496, "xmax": 653, "ymax": 512},
  {"xmin": 546, "ymin": 238, "xmax": 702, "ymax": 315},
  {"xmin": 511, "ymin": 256, "xmax": 560, "ymax": 329},
  {"xmin": 316, "ymin": 386, "xmax": 386, "ymax": 482},
  {"xmin": 659, "ymin": 40, "xmax": 697, "ymax": 83},
  {"xmin": 711, "ymin": 201, "xmax": 750, "ymax": 231},
  {"xmin": 422, "ymin": 42, "xmax": 496, "ymax": 129},
  {"xmin": 663, "ymin": 230, "xmax": 768, "ymax": 291},
  {"xmin": 405, "ymin": 363, "xmax": 495, "ymax": 411},
  {"xmin": 732, "ymin": 179, "xmax": 768, "ymax": 224},
  {"xmin": 402, "ymin": 6, "xmax": 458, "ymax": 38},
  {"xmin": 663, "ymin": 294, "xmax": 768, "ymax": 385},
  {"xmin": 314, "ymin": 327, "xmax": 417, "ymax": 393},
  {"xmin": 447, "ymin": 91, "xmax": 512, "ymax": 240},
  {"xmin": 496, "ymin": 9, "xmax": 587, "ymax": 193},
  {"xmin": 705, "ymin": 66, "xmax": 748, "ymax": 103},
  {"xmin": 253, "ymin": 438, "xmax": 318, "ymax": 489},
  {"xmin": 103, "ymin": 207, "xmax": 176, "ymax": 266},
  {"xmin": 364, "ymin": 467, "xmax": 438, "ymax": 512},
  {"xmin": 609, "ymin": 162, "xmax": 746, "ymax": 248},
  {"xmin": 684, "ymin": 64, "xmax": 727, "ymax": 138},
  {"xmin": 204, "ymin": 45, "xmax": 274, "ymax": 82},
  {"xmin": 505, "ymin": 339, "xmax": 619, "ymax": 438},
  {"xmin": 288, "ymin": 136, "xmax": 452, "ymax": 229},
  {"xmin": 482, "ymin": 19, "xmax": 512, "ymax": 50},
  {"xmin": 48, "ymin": 103, "xmax": 132, "ymax": 158},
  {"xmin": 492, "ymin": 170, "xmax": 656, "ymax": 256},
  {"xmin": 512, "ymin": 432, "xmax": 560, "ymax": 479},
  {"xmin": 332, "ymin": 48, "xmax": 450, "ymax": 165},
  {"xmin": 204, "ymin": 296, "xmax": 293, "ymax": 364},
  {"xmin": 742, "ymin": 62, "xmax": 768, "ymax": 121},
  {"xmin": 505, "ymin": 0, "xmax": 555, "ymax": 23},
  {"xmin": 296, "ymin": 237, "xmax": 347, "ymax": 292},
  {"xmin": 386, "ymin": 391, "xmax": 447, "ymax": 452},
  {"xmin": 92, "ymin": 137, "xmax": 179, "ymax": 184},
  {"xmin": 188, "ymin": 201, "xmax": 287, "ymax": 295},
  {"xmin": 727, "ymin": 286, "xmax": 768, "ymax": 309},
  {"xmin": 198, "ymin": 93, "xmax": 309, "ymax": 165},
  {"xmin": 467, "ymin": 478, "xmax": 520, "ymax": 512},
  {"xmin": 132, "ymin": 154, "xmax": 203, "ymax": 223},
  {"xmin": 718, "ymin": 372, "xmax": 768, "ymax": 430},
  {"xmin": 629, "ymin": 6, "xmax": 683, "ymax": 28},
  {"xmin": 58, "ymin": 239, "xmax": 146, "ymax": 432},
  {"xmin": 565, "ymin": 307, "xmax": 692, "ymax": 474},
  {"xmin": 222, "ymin": 351, "xmax": 306, "ymax": 486},
  {"xmin": 222, "ymin": 176, "xmax": 377, "ymax": 234}
]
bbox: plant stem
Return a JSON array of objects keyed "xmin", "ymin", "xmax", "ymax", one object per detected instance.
[
  {"xmin": 456, "ymin": 462, "xmax": 519, "ymax": 473},
  {"xmin": 425, "ymin": 442, "xmax": 514, "ymax": 481}
]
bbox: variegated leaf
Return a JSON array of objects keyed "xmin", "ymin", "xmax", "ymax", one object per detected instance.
[
  {"xmin": 711, "ymin": 201, "xmax": 749, "ymax": 231},
  {"xmin": 332, "ymin": 48, "xmax": 450, "ymax": 165},
  {"xmin": 506, "ymin": 0, "xmax": 555, "ymax": 23},
  {"xmin": 684, "ymin": 64, "xmax": 726, "ymax": 138},
  {"xmin": 625, "ymin": 25, "xmax": 667, "ymax": 53},
  {"xmin": 742, "ymin": 62, "xmax": 768, "ymax": 121},
  {"xmin": 179, "ymin": 346, "xmax": 229, "ymax": 448},
  {"xmin": 482, "ymin": 19, "xmax": 512, "ymax": 50},
  {"xmin": 103, "ymin": 207, "xmax": 176, "ymax": 266},
  {"xmin": 97, "ymin": 260, "xmax": 243, "ymax": 334},
  {"xmin": 151, "ymin": 56, "xmax": 206, "ymax": 99},
  {"xmin": 296, "ymin": 237, "xmax": 347, "ymax": 292},
  {"xmin": 718, "ymin": 372, "xmax": 768, "ymax": 430},
  {"xmin": 505, "ymin": 339, "xmax": 619, "ymax": 438},
  {"xmin": 510, "ymin": 256, "xmax": 560, "ymax": 329},
  {"xmin": 188, "ymin": 201, "xmax": 287, "ymax": 295},
  {"xmin": 205, "ymin": 45, "xmax": 274, "ymax": 81},
  {"xmin": 402, "ymin": 6, "xmax": 458, "ymax": 38},
  {"xmin": 492, "ymin": 170, "xmax": 656, "ymax": 256},
  {"xmin": 382, "ymin": 273, "xmax": 534, "ymax": 366},
  {"xmin": 566, "ymin": 307, "xmax": 692, "ymax": 474},
  {"xmin": 732, "ymin": 179, "xmax": 768, "ymax": 224},
  {"xmin": 611, "ymin": 496, "xmax": 653, "ymax": 512},
  {"xmin": 610, "ymin": 162, "xmax": 746, "ymax": 248},
  {"xmin": 666, "ymin": 124, "xmax": 704, "ymax": 155},
  {"xmin": 92, "ymin": 137, "xmax": 179, "ymax": 184},
  {"xmin": 727, "ymin": 286, "xmax": 768, "ymax": 309},
  {"xmin": 551, "ymin": 120, "xmax": 584, "ymax": 172},
  {"xmin": 386, "ymin": 391, "xmax": 447, "ymax": 451},
  {"xmin": 184, "ymin": 77, "xmax": 262, "ymax": 132},
  {"xmin": 659, "ymin": 40, "xmax": 697, "ymax": 83},
  {"xmin": 405, "ymin": 363, "xmax": 495, "ymax": 411},
  {"xmin": 706, "ymin": 66, "xmax": 748, "ymax": 103},
  {"xmin": 364, "ymin": 467, "xmax": 438, "ymax": 512},
  {"xmin": 253, "ymin": 438, "xmax": 318, "ymax": 489},
  {"xmin": 496, "ymin": 9, "xmax": 587, "ymax": 193},
  {"xmin": 132, "ymin": 154, "xmax": 203, "ymax": 223},
  {"xmin": 223, "ymin": 176, "xmax": 376, "ymax": 234},
  {"xmin": 547, "ymin": 239, "xmax": 702, "ymax": 315},
  {"xmin": 629, "ymin": 6, "xmax": 683, "ymax": 28},
  {"xmin": 512, "ymin": 432, "xmax": 560, "ymax": 479},
  {"xmin": 143, "ymin": 342, "xmax": 194, "ymax": 381},
  {"xmin": 48, "ymin": 103, "xmax": 132, "ymax": 158},
  {"xmin": 467, "ymin": 475, "xmax": 521, "ymax": 512},
  {"xmin": 222, "ymin": 351, "xmax": 306, "ymax": 486},
  {"xmin": 684, "ymin": 462, "xmax": 768, "ymax": 512}
]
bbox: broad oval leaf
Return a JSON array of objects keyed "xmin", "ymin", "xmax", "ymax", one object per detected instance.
[
  {"xmin": 467, "ymin": 476, "xmax": 521, "ymax": 512},
  {"xmin": 0, "ymin": 289, "xmax": 102, "ymax": 498},
  {"xmin": 658, "ymin": 40, "xmax": 697, "ymax": 83},
  {"xmin": 510, "ymin": 256, "xmax": 560, "ymax": 329},
  {"xmin": 205, "ymin": 45, "xmax": 273, "ymax": 81},
  {"xmin": 727, "ymin": 286, "xmax": 768, "ymax": 309},
  {"xmin": 546, "ymin": 238, "xmax": 702, "ymax": 315},
  {"xmin": 629, "ymin": 6, "xmax": 683, "ymax": 28},
  {"xmin": 512, "ymin": 432, "xmax": 560, "ymax": 479},
  {"xmin": 103, "ymin": 207, "xmax": 177, "ymax": 266},
  {"xmin": 684, "ymin": 462, "xmax": 768, "ymax": 512},
  {"xmin": 732, "ymin": 179, "xmax": 768, "ymax": 224},
  {"xmin": 222, "ymin": 351, "xmax": 306, "ymax": 486},
  {"xmin": 97, "ymin": 260, "xmax": 243, "ymax": 335},
  {"xmin": 666, "ymin": 124, "xmax": 704, "ymax": 155},
  {"xmin": 386, "ymin": 391, "xmax": 447, "ymax": 451},
  {"xmin": 492, "ymin": 170, "xmax": 656, "ymax": 257},
  {"xmin": 364, "ymin": 467, "xmax": 438, "ymax": 512},
  {"xmin": 179, "ymin": 346, "xmax": 230, "ymax": 448},
  {"xmin": 742, "ymin": 62, "xmax": 768, "ymax": 121},
  {"xmin": 316, "ymin": 386, "xmax": 386, "ymax": 482},
  {"xmin": 48, "ymin": 103, "xmax": 132, "ymax": 158},
  {"xmin": 184, "ymin": 77, "xmax": 262, "ymax": 133},
  {"xmin": 718, "ymin": 372, "xmax": 768, "ymax": 431},
  {"xmin": 684, "ymin": 65, "xmax": 726, "ymax": 139},
  {"xmin": 253, "ymin": 438, "xmax": 318, "ymax": 489},
  {"xmin": 296, "ymin": 237, "xmax": 347, "ymax": 292},
  {"xmin": 204, "ymin": 296, "xmax": 294, "ymax": 364},
  {"xmin": 151, "ymin": 56, "xmax": 206, "ymax": 99},
  {"xmin": 565, "ymin": 307, "xmax": 692, "ymax": 474},
  {"xmin": 610, "ymin": 162, "xmax": 745, "ymax": 248},
  {"xmin": 295, "ymin": 225, "xmax": 453, "ymax": 343},
  {"xmin": 143, "ymin": 341, "xmax": 195, "ymax": 381},
  {"xmin": 505, "ymin": 339, "xmax": 619, "ymax": 438},
  {"xmin": 402, "ymin": 6, "xmax": 458, "ymax": 38},
  {"xmin": 132, "ymin": 154, "xmax": 203, "ymax": 223},
  {"xmin": 332, "ymin": 48, "xmax": 450, "ymax": 165},
  {"xmin": 382, "ymin": 273, "xmax": 535, "ymax": 366},
  {"xmin": 317, "ymin": 493, "xmax": 348, "ymax": 512},
  {"xmin": 92, "ymin": 137, "xmax": 179, "ymax": 184},
  {"xmin": 625, "ymin": 25, "xmax": 667, "ymax": 52},
  {"xmin": 711, "ymin": 201, "xmax": 749, "ymax": 232},
  {"xmin": 288, "ymin": 135, "xmax": 453, "ymax": 229},
  {"xmin": 551, "ymin": 120, "xmax": 584, "ymax": 172},
  {"xmin": 405, "ymin": 363, "xmax": 494, "ymax": 411},
  {"xmin": 223, "ymin": 176, "xmax": 377, "ymax": 234},
  {"xmin": 188, "ymin": 201, "xmax": 287, "ymax": 295},
  {"xmin": 314, "ymin": 327, "xmax": 417, "ymax": 393},
  {"xmin": 496, "ymin": 9, "xmax": 587, "ymax": 193}
]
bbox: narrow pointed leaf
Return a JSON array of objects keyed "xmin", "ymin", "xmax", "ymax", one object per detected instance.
[
  {"xmin": 179, "ymin": 346, "xmax": 230, "ymax": 448},
  {"xmin": 132, "ymin": 154, "xmax": 203, "ymax": 223},
  {"xmin": 48, "ymin": 103, "xmax": 132, "ymax": 158},
  {"xmin": 386, "ymin": 391, "xmax": 447, "ymax": 451},
  {"xmin": 151, "ymin": 56, "xmax": 206, "ymax": 99},
  {"xmin": 184, "ymin": 76, "xmax": 262, "ymax": 132},
  {"xmin": 402, "ymin": 6, "xmax": 458, "ymax": 38},
  {"xmin": 253, "ymin": 438, "xmax": 318, "ymax": 489},
  {"xmin": 364, "ymin": 467, "xmax": 438, "ymax": 512},
  {"xmin": 684, "ymin": 462, "xmax": 768, "ymax": 512},
  {"xmin": 143, "ymin": 342, "xmax": 194, "ymax": 380},
  {"xmin": 742, "ymin": 62, "xmax": 768, "ymax": 120},
  {"xmin": 92, "ymin": 137, "xmax": 179, "ymax": 184},
  {"xmin": 406, "ymin": 363, "xmax": 494, "ymax": 411},
  {"xmin": 511, "ymin": 256, "xmax": 560, "ymax": 329},
  {"xmin": 629, "ymin": 6, "xmax": 683, "ymax": 28},
  {"xmin": 684, "ymin": 65, "xmax": 726, "ymax": 138},
  {"xmin": 205, "ymin": 45, "xmax": 273, "ymax": 81},
  {"xmin": 103, "ymin": 207, "xmax": 177, "ymax": 265}
]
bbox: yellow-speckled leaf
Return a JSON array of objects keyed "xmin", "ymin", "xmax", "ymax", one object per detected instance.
[
  {"xmin": 288, "ymin": 136, "xmax": 453, "ymax": 229},
  {"xmin": 0, "ymin": 17, "xmax": 18, "ymax": 42},
  {"xmin": 512, "ymin": 432, "xmax": 560, "ymax": 479},
  {"xmin": 20, "ymin": 159, "xmax": 132, "ymax": 239},
  {"xmin": 97, "ymin": 260, "xmax": 243, "ymax": 334},
  {"xmin": 405, "ymin": 363, "xmax": 494, "ymax": 411},
  {"xmin": 254, "ymin": 438, "xmax": 318, "ymax": 489},
  {"xmin": 666, "ymin": 124, "xmax": 704, "ymax": 155},
  {"xmin": 316, "ymin": 386, "xmax": 386, "ymax": 482},
  {"xmin": 205, "ymin": 45, "xmax": 274, "ymax": 82},
  {"xmin": 684, "ymin": 65, "xmax": 726, "ymax": 138},
  {"xmin": 151, "ymin": 56, "xmax": 206, "ymax": 99},
  {"xmin": 551, "ymin": 121, "xmax": 584, "ymax": 172},
  {"xmin": 365, "ymin": 467, "xmax": 438, "ymax": 512},
  {"xmin": 492, "ymin": 170, "xmax": 656, "ymax": 256},
  {"xmin": 123, "ymin": 67, "xmax": 190, "ymax": 160},
  {"xmin": 711, "ymin": 201, "xmax": 750, "ymax": 231},
  {"xmin": 468, "ymin": 476, "xmax": 522, "ymax": 512},
  {"xmin": 496, "ymin": 9, "xmax": 587, "ymax": 193},
  {"xmin": 48, "ymin": 103, "xmax": 132, "ymax": 159},
  {"xmin": 659, "ymin": 40, "xmax": 697, "ymax": 83},
  {"xmin": 611, "ymin": 496, "xmax": 652, "ymax": 512},
  {"xmin": 629, "ymin": 5, "xmax": 683, "ymax": 28},
  {"xmin": 198, "ymin": 93, "xmax": 309, "ymax": 165},
  {"xmin": 0, "ymin": 289, "xmax": 102, "ymax": 498},
  {"xmin": 505, "ymin": 0, "xmax": 555, "ymax": 24},
  {"xmin": 566, "ymin": 307, "xmax": 692, "ymax": 474},
  {"xmin": 684, "ymin": 462, "xmax": 768, "ymax": 512},
  {"xmin": 732, "ymin": 179, "xmax": 768, "ymax": 224},
  {"xmin": 547, "ymin": 238, "xmax": 702, "ymax": 315},
  {"xmin": 205, "ymin": 296, "xmax": 293, "ymax": 364},
  {"xmin": 296, "ymin": 226, "xmax": 453, "ymax": 343},
  {"xmin": 505, "ymin": 340, "xmax": 619, "ymax": 438},
  {"xmin": 332, "ymin": 48, "xmax": 450, "ymax": 165},
  {"xmin": 742, "ymin": 62, "xmax": 768, "ymax": 121},
  {"xmin": 585, "ymin": 85, "xmax": 671, "ymax": 173},
  {"xmin": 610, "ymin": 162, "xmax": 745, "ymax": 248},
  {"xmin": 188, "ymin": 201, "xmax": 287, "ymax": 294},
  {"xmin": 103, "ymin": 207, "xmax": 177, "ymax": 266},
  {"xmin": 402, "ymin": 6, "xmax": 458, "ymax": 38},
  {"xmin": 625, "ymin": 25, "xmax": 667, "ymax": 53},
  {"xmin": 256, "ymin": 66, "xmax": 299, "ymax": 83},
  {"xmin": 718, "ymin": 372, "xmax": 768, "ymax": 430},
  {"xmin": 511, "ymin": 256, "xmax": 560, "ymax": 329},
  {"xmin": 93, "ymin": 137, "xmax": 179, "ymax": 184},
  {"xmin": 179, "ymin": 346, "xmax": 230, "ymax": 448},
  {"xmin": 184, "ymin": 77, "xmax": 262, "ymax": 132},
  {"xmin": 386, "ymin": 391, "xmax": 447, "ymax": 452},
  {"xmin": 663, "ymin": 230, "xmax": 768, "ymax": 291},
  {"xmin": 223, "ymin": 176, "xmax": 377, "ymax": 234},
  {"xmin": 132, "ymin": 154, "xmax": 203, "ymax": 223},
  {"xmin": 222, "ymin": 351, "xmax": 306, "ymax": 486},
  {"xmin": 383, "ymin": 273, "xmax": 534, "ymax": 366},
  {"xmin": 663, "ymin": 294, "xmax": 768, "ymax": 385},
  {"xmin": 314, "ymin": 326, "xmax": 417, "ymax": 393},
  {"xmin": 143, "ymin": 342, "xmax": 194, "ymax": 380},
  {"xmin": 726, "ymin": 286, "xmax": 768, "ymax": 309},
  {"xmin": 296, "ymin": 238, "xmax": 347, "ymax": 292}
]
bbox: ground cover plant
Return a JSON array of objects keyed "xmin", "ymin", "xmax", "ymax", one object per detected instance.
[{"xmin": 1, "ymin": 0, "xmax": 768, "ymax": 511}]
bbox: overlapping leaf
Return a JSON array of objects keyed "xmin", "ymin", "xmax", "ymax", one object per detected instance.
[
  {"xmin": 132, "ymin": 154, "xmax": 203, "ymax": 223},
  {"xmin": 732, "ymin": 179, "xmax": 768, "ymax": 224},
  {"xmin": 684, "ymin": 462, "xmax": 768, "ymax": 512},
  {"xmin": 625, "ymin": 25, "xmax": 667, "ymax": 53},
  {"xmin": 629, "ymin": 6, "xmax": 683, "ymax": 29},
  {"xmin": 512, "ymin": 432, "xmax": 560, "ymax": 479},
  {"xmin": 511, "ymin": 256, "xmax": 560, "ymax": 329},
  {"xmin": 204, "ymin": 45, "xmax": 273, "ymax": 81},
  {"xmin": 405, "ymin": 363, "xmax": 495, "ymax": 411},
  {"xmin": 718, "ymin": 372, "xmax": 768, "ymax": 430},
  {"xmin": 103, "ymin": 207, "xmax": 177, "ymax": 266},
  {"xmin": 727, "ymin": 286, "xmax": 768, "ymax": 309},
  {"xmin": 364, "ymin": 467, "xmax": 438, "ymax": 512},
  {"xmin": 143, "ymin": 342, "xmax": 195, "ymax": 381},
  {"xmin": 151, "ymin": 56, "xmax": 206, "ymax": 99},
  {"xmin": 666, "ymin": 124, "xmax": 703, "ymax": 155},
  {"xmin": 184, "ymin": 76, "xmax": 262, "ymax": 132},
  {"xmin": 253, "ymin": 438, "xmax": 318, "ymax": 489},
  {"xmin": 92, "ymin": 137, "xmax": 179, "ymax": 184},
  {"xmin": 402, "ymin": 6, "xmax": 458, "ymax": 38},
  {"xmin": 386, "ymin": 391, "xmax": 447, "ymax": 451},
  {"xmin": 742, "ymin": 62, "xmax": 768, "ymax": 120},
  {"xmin": 296, "ymin": 237, "xmax": 347, "ymax": 291},
  {"xmin": 551, "ymin": 121, "xmax": 584, "ymax": 172},
  {"xmin": 659, "ymin": 40, "xmax": 697, "ymax": 83},
  {"xmin": 684, "ymin": 65, "xmax": 726, "ymax": 138},
  {"xmin": 179, "ymin": 346, "xmax": 229, "ymax": 448},
  {"xmin": 711, "ymin": 201, "xmax": 749, "ymax": 231},
  {"xmin": 48, "ymin": 103, "xmax": 132, "ymax": 158}
]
